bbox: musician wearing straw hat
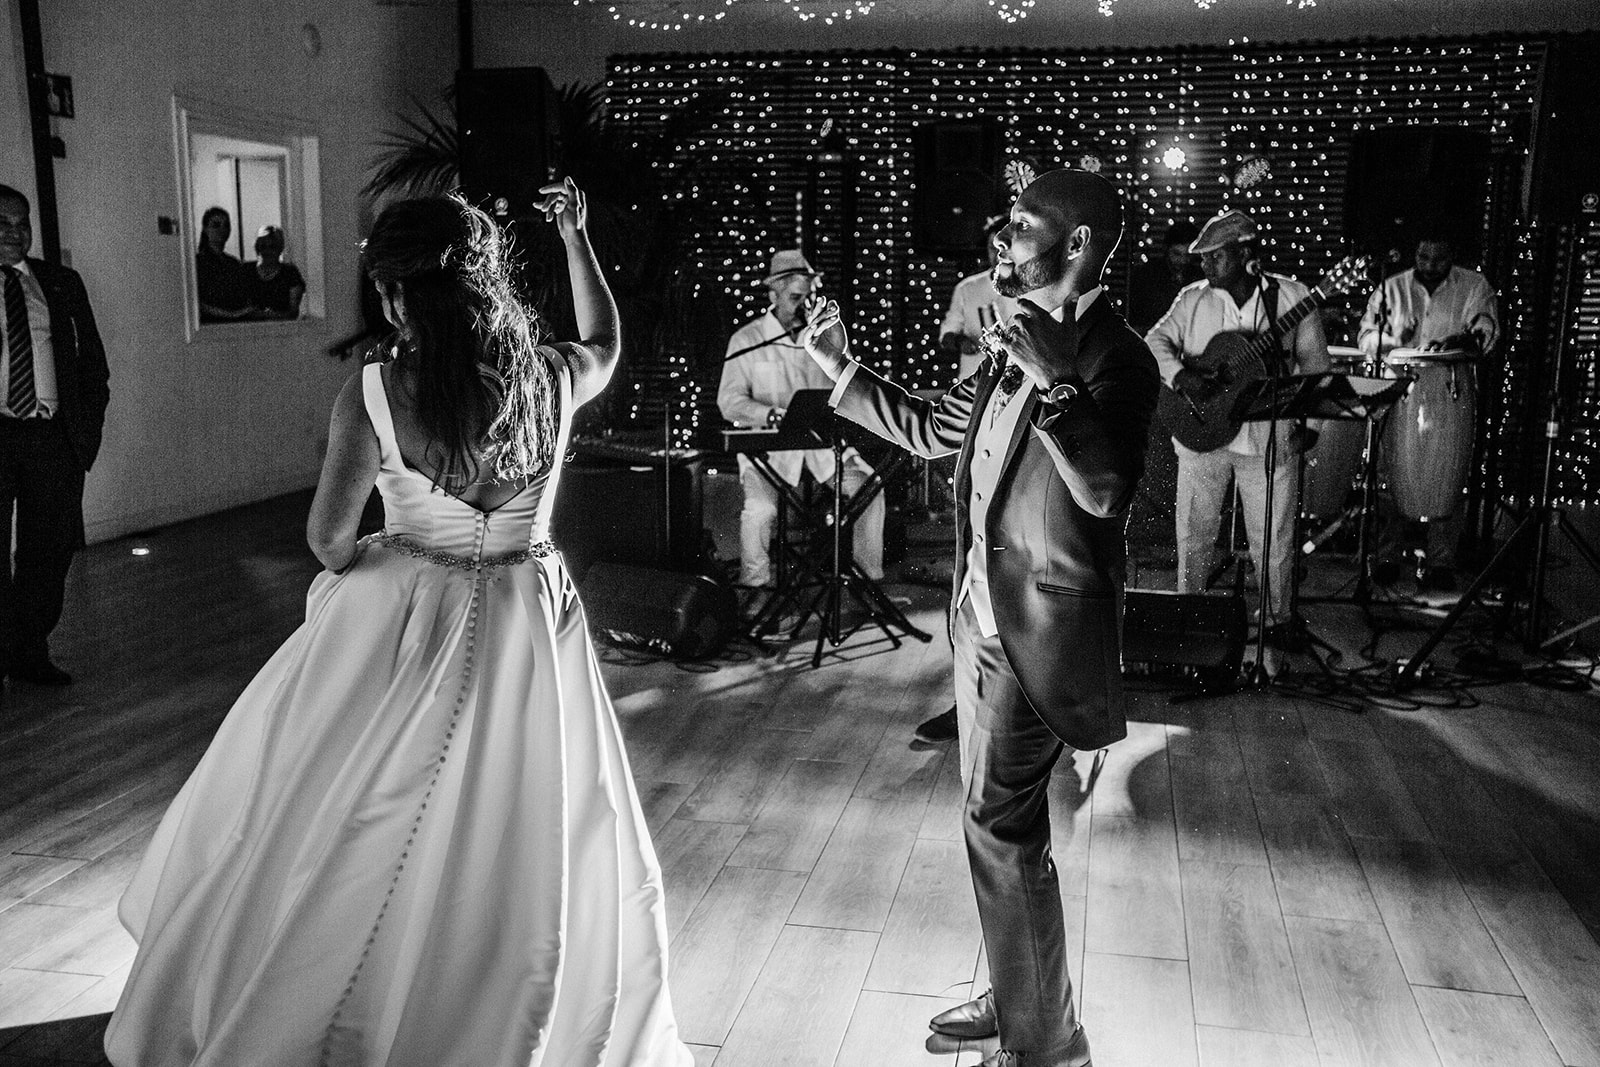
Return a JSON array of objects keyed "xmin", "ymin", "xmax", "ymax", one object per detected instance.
[
  {"xmin": 717, "ymin": 249, "xmax": 884, "ymax": 589},
  {"xmin": 1146, "ymin": 209, "xmax": 1330, "ymax": 637}
]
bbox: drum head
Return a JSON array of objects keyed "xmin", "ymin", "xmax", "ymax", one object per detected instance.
[
  {"xmin": 1327, "ymin": 344, "xmax": 1365, "ymax": 373},
  {"xmin": 1383, "ymin": 346, "xmax": 1472, "ymax": 367}
]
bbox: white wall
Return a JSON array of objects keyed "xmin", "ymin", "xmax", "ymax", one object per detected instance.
[
  {"xmin": 478, "ymin": 0, "xmax": 1600, "ymax": 89},
  {"xmin": 8, "ymin": 0, "xmax": 456, "ymax": 543}
]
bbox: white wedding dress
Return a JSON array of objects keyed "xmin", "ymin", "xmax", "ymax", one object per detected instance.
[{"xmin": 105, "ymin": 357, "xmax": 692, "ymax": 1067}]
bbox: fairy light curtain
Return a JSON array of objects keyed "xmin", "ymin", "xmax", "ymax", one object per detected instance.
[{"xmin": 605, "ymin": 37, "xmax": 1598, "ymax": 505}]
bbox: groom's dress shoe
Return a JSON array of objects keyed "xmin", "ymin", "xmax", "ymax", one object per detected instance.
[
  {"xmin": 929, "ymin": 988, "xmax": 997, "ymax": 1038},
  {"xmin": 978, "ymin": 1025, "xmax": 1092, "ymax": 1067}
]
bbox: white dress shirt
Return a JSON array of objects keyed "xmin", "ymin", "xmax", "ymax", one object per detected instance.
[
  {"xmin": 828, "ymin": 288, "xmax": 1103, "ymax": 639},
  {"xmin": 1356, "ymin": 265, "xmax": 1500, "ymax": 358},
  {"xmin": 1145, "ymin": 274, "xmax": 1328, "ymax": 456},
  {"xmin": 941, "ymin": 270, "xmax": 1019, "ymax": 381},
  {"xmin": 1, "ymin": 259, "xmax": 59, "ymax": 418},
  {"xmin": 719, "ymin": 310, "xmax": 856, "ymax": 486}
]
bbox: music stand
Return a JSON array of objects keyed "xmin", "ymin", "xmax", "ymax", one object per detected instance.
[
  {"xmin": 746, "ymin": 389, "xmax": 931, "ymax": 666},
  {"xmin": 1231, "ymin": 373, "xmax": 1407, "ymax": 682}
]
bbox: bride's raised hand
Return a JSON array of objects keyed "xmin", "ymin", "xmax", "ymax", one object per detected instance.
[{"xmin": 535, "ymin": 177, "xmax": 586, "ymax": 240}]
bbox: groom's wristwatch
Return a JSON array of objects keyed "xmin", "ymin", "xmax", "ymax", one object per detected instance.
[{"xmin": 1039, "ymin": 378, "xmax": 1082, "ymax": 408}]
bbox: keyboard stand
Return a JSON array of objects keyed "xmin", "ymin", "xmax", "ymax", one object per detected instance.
[
  {"xmin": 798, "ymin": 441, "xmax": 930, "ymax": 668},
  {"xmin": 738, "ymin": 431, "xmax": 931, "ymax": 668}
]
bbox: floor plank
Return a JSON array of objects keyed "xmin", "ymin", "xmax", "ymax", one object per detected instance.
[
  {"xmin": 725, "ymin": 758, "xmax": 864, "ymax": 872},
  {"xmin": 1084, "ymin": 815, "xmax": 1186, "ymax": 960},
  {"xmin": 789, "ymin": 797, "xmax": 921, "ymax": 932},
  {"xmin": 1411, "ymin": 987, "xmax": 1565, "ymax": 1067},
  {"xmin": 1181, "ymin": 860, "xmax": 1309, "ymax": 1036},
  {"xmin": 1284, "ymin": 915, "xmax": 1441, "ymax": 1067},
  {"xmin": 865, "ymin": 838, "xmax": 982, "ymax": 999},
  {"xmin": 1080, "ymin": 951, "xmax": 1197, "ymax": 1067},
  {"xmin": 1195, "ymin": 1024, "xmax": 1319, "ymax": 1067},
  {"xmin": 833, "ymin": 990, "xmax": 962, "ymax": 1067},
  {"xmin": 666, "ymin": 866, "xmax": 809, "ymax": 1045},
  {"xmin": 1350, "ymin": 836, "xmax": 1520, "ymax": 995},
  {"xmin": 714, "ymin": 925, "xmax": 877, "ymax": 1067}
]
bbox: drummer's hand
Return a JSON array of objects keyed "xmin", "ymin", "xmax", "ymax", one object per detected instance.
[{"xmin": 535, "ymin": 177, "xmax": 586, "ymax": 239}]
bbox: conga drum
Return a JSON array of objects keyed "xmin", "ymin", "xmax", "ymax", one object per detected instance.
[
  {"xmin": 1301, "ymin": 346, "xmax": 1368, "ymax": 517},
  {"xmin": 1382, "ymin": 348, "xmax": 1476, "ymax": 520}
]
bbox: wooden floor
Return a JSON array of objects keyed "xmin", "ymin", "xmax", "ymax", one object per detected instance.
[{"xmin": 2, "ymin": 491, "xmax": 1599, "ymax": 1067}]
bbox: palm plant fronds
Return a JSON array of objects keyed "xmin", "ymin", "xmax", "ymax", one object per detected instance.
[{"xmin": 363, "ymin": 97, "xmax": 461, "ymax": 200}]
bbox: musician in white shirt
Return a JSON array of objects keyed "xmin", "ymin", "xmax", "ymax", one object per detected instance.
[
  {"xmin": 1356, "ymin": 232, "xmax": 1500, "ymax": 592},
  {"xmin": 1145, "ymin": 209, "xmax": 1330, "ymax": 630},
  {"xmin": 939, "ymin": 216, "xmax": 1018, "ymax": 382},
  {"xmin": 1357, "ymin": 234, "xmax": 1500, "ymax": 358},
  {"xmin": 717, "ymin": 250, "xmax": 884, "ymax": 588}
]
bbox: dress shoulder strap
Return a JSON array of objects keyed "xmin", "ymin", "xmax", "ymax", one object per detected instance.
[{"xmin": 361, "ymin": 362, "xmax": 403, "ymax": 468}]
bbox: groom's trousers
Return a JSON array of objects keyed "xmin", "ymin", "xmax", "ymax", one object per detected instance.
[{"xmin": 952, "ymin": 597, "xmax": 1079, "ymax": 1059}]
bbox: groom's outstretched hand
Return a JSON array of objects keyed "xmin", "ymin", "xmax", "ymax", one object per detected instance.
[
  {"xmin": 1004, "ymin": 297, "xmax": 1080, "ymax": 389},
  {"xmin": 800, "ymin": 297, "xmax": 850, "ymax": 381}
]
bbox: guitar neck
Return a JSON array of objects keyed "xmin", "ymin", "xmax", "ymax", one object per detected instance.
[
  {"xmin": 1228, "ymin": 284, "xmax": 1329, "ymax": 375},
  {"xmin": 1269, "ymin": 287, "xmax": 1330, "ymax": 342}
]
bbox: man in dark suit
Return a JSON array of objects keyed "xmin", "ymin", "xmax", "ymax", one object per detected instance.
[
  {"xmin": 0, "ymin": 184, "xmax": 110, "ymax": 689},
  {"xmin": 802, "ymin": 169, "xmax": 1158, "ymax": 1067}
]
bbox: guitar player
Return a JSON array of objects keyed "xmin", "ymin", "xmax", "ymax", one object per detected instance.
[{"xmin": 1145, "ymin": 209, "xmax": 1330, "ymax": 644}]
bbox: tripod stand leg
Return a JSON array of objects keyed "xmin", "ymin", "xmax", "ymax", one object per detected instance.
[{"xmin": 1395, "ymin": 509, "xmax": 1538, "ymax": 687}]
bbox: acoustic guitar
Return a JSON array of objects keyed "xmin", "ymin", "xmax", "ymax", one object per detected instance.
[{"xmin": 1157, "ymin": 256, "xmax": 1370, "ymax": 453}]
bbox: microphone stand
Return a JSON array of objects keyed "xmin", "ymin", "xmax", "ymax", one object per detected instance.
[{"xmin": 1241, "ymin": 267, "xmax": 1282, "ymax": 687}]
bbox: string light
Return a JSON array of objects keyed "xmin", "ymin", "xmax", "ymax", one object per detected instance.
[{"xmin": 606, "ymin": 40, "xmax": 1571, "ymax": 502}]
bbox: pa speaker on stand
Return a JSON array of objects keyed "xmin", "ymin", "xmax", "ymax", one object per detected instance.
[
  {"xmin": 456, "ymin": 66, "xmax": 560, "ymax": 219},
  {"xmin": 912, "ymin": 118, "xmax": 1001, "ymax": 255},
  {"xmin": 1343, "ymin": 125, "xmax": 1491, "ymax": 260}
]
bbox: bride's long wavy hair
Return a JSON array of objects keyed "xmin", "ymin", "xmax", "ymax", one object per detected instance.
[{"xmin": 362, "ymin": 196, "xmax": 556, "ymax": 490}]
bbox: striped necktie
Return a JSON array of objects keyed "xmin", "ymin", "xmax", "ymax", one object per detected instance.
[{"xmin": 2, "ymin": 266, "xmax": 38, "ymax": 417}]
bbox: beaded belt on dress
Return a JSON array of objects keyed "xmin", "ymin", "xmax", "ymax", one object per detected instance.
[{"xmin": 375, "ymin": 532, "xmax": 555, "ymax": 570}]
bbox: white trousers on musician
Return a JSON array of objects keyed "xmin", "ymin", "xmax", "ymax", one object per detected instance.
[
  {"xmin": 738, "ymin": 459, "xmax": 884, "ymax": 588},
  {"xmin": 1174, "ymin": 440, "xmax": 1299, "ymax": 620}
]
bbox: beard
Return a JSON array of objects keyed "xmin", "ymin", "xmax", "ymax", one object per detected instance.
[{"xmin": 992, "ymin": 239, "xmax": 1066, "ymax": 298}]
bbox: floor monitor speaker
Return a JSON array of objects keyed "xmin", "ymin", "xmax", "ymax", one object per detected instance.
[
  {"xmin": 551, "ymin": 459, "xmax": 705, "ymax": 582},
  {"xmin": 579, "ymin": 563, "xmax": 736, "ymax": 660},
  {"xmin": 1122, "ymin": 590, "xmax": 1247, "ymax": 687}
]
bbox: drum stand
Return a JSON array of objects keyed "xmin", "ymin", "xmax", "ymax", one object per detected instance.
[
  {"xmin": 1394, "ymin": 370, "xmax": 1600, "ymax": 686},
  {"xmin": 1298, "ymin": 379, "xmax": 1386, "ymax": 610}
]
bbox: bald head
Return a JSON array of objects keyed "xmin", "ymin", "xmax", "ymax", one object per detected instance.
[
  {"xmin": 1019, "ymin": 169, "xmax": 1124, "ymax": 273},
  {"xmin": 991, "ymin": 168, "xmax": 1125, "ymax": 302}
]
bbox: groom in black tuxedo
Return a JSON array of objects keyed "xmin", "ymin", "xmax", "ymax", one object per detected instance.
[
  {"xmin": 0, "ymin": 184, "xmax": 110, "ymax": 689},
  {"xmin": 802, "ymin": 169, "xmax": 1158, "ymax": 1067}
]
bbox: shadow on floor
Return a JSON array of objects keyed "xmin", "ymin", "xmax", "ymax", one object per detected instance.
[{"xmin": 0, "ymin": 1012, "xmax": 111, "ymax": 1065}]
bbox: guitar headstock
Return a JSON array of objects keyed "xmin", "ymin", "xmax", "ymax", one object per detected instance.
[{"xmin": 1318, "ymin": 255, "xmax": 1373, "ymax": 298}]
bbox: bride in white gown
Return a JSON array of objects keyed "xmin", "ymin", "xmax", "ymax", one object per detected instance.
[{"xmin": 104, "ymin": 181, "xmax": 693, "ymax": 1067}]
